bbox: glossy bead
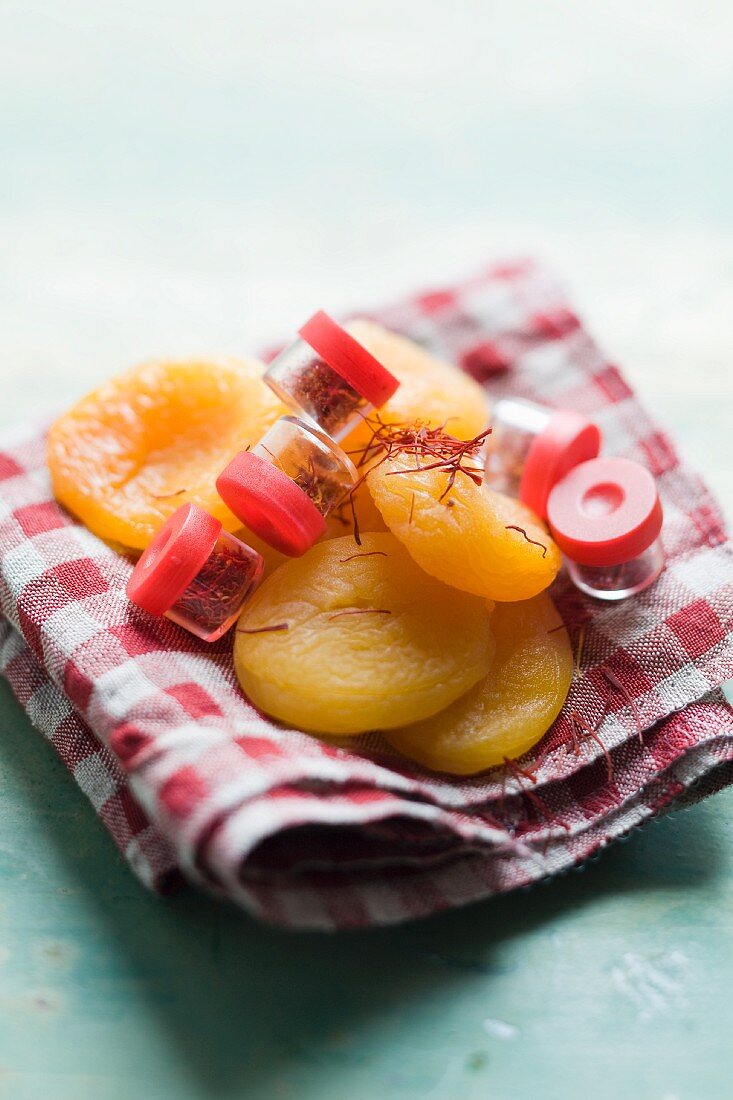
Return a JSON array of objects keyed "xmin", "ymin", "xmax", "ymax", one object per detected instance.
[{"xmin": 547, "ymin": 456, "xmax": 665, "ymax": 602}]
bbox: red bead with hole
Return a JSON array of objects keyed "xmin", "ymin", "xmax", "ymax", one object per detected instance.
[{"xmin": 547, "ymin": 456, "xmax": 665, "ymax": 601}]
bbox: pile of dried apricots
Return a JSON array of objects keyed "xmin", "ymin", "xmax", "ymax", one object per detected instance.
[{"xmin": 47, "ymin": 318, "xmax": 573, "ymax": 775}]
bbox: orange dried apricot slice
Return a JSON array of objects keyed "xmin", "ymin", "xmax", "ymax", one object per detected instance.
[
  {"xmin": 48, "ymin": 356, "xmax": 285, "ymax": 550},
  {"xmin": 367, "ymin": 449, "xmax": 561, "ymax": 601},
  {"xmin": 331, "ymin": 324, "xmax": 489, "ymax": 542},
  {"xmin": 233, "ymin": 533, "xmax": 494, "ymax": 735},
  {"xmin": 344, "ymin": 321, "xmax": 489, "ymax": 446},
  {"xmin": 385, "ymin": 594, "xmax": 572, "ymax": 774}
]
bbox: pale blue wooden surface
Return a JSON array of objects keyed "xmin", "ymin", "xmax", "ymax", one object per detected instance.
[{"xmin": 1, "ymin": 3, "xmax": 732, "ymax": 1097}]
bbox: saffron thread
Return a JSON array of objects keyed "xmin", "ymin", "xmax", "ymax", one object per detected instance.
[
  {"xmin": 150, "ymin": 489, "xmax": 187, "ymax": 500},
  {"xmin": 237, "ymin": 622, "xmax": 290, "ymax": 635},
  {"xmin": 574, "ymin": 624, "xmax": 587, "ymax": 676},
  {"xmin": 569, "ymin": 709, "xmax": 614, "ymax": 782},
  {"xmin": 504, "ymin": 525, "xmax": 548, "ymax": 558},
  {"xmin": 328, "ymin": 608, "xmax": 392, "ymax": 621},
  {"xmin": 503, "ymin": 757, "xmax": 553, "ymax": 824},
  {"xmin": 339, "ymin": 551, "xmax": 388, "ymax": 563},
  {"xmin": 601, "ymin": 667, "xmax": 644, "ymax": 743}
]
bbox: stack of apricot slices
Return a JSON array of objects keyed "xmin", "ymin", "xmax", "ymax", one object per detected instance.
[{"xmin": 47, "ymin": 323, "xmax": 572, "ymax": 774}]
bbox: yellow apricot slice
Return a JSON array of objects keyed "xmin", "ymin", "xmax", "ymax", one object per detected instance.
[
  {"xmin": 385, "ymin": 594, "xmax": 572, "ymax": 774},
  {"xmin": 367, "ymin": 449, "xmax": 561, "ymax": 601},
  {"xmin": 332, "ymin": 325, "xmax": 488, "ymax": 542},
  {"xmin": 344, "ymin": 320, "xmax": 489, "ymax": 448},
  {"xmin": 234, "ymin": 533, "xmax": 494, "ymax": 735},
  {"xmin": 48, "ymin": 357, "xmax": 286, "ymax": 550}
]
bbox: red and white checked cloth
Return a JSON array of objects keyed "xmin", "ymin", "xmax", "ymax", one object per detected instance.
[{"xmin": 1, "ymin": 260, "xmax": 732, "ymax": 929}]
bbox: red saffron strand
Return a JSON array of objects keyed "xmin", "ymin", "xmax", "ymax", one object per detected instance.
[
  {"xmin": 601, "ymin": 667, "xmax": 644, "ymax": 743},
  {"xmin": 338, "ymin": 551, "xmax": 389, "ymax": 563},
  {"xmin": 562, "ymin": 718, "xmax": 582, "ymax": 756},
  {"xmin": 531, "ymin": 738, "xmax": 552, "ymax": 774},
  {"xmin": 574, "ymin": 624, "xmax": 587, "ymax": 676},
  {"xmin": 504, "ymin": 525, "xmax": 548, "ymax": 558},
  {"xmin": 348, "ymin": 489, "xmax": 362, "ymax": 546},
  {"xmin": 328, "ymin": 608, "xmax": 392, "ymax": 620},
  {"xmin": 354, "ymin": 418, "xmax": 490, "ymax": 484},
  {"xmin": 569, "ymin": 709, "xmax": 614, "ymax": 782},
  {"xmin": 236, "ymin": 622, "xmax": 290, "ymax": 635},
  {"xmin": 150, "ymin": 488, "xmax": 187, "ymax": 500},
  {"xmin": 503, "ymin": 757, "xmax": 555, "ymax": 825}
]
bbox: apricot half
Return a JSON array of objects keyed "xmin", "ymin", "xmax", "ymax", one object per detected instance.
[
  {"xmin": 233, "ymin": 533, "xmax": 494, "ymax": 735},
  {"xmin": 48, "ymin": 356, "xmax": 285, "ymax": 550},
  {"xmin": 344, "ymin": 321, "xmax": 489, "ymax": 447},
  {"xmin": 333, "ymin": 324, "xmax": 489, "ymax": 543},
  {"xmin": 367, "ymin": 448, "xmax": 561, "ymax": 601},
  {"xmin": 385, "ymin": 594, "xmax": 572, "ymax": 774}
]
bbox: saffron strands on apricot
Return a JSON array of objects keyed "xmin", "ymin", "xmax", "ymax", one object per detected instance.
[
  {"xmin": 342, "ymin": 415, "xmax": 491, "ymax": 541},
  {"xmin": 350, "ymin": 415, "xmax": 490, "ymax": 486}
]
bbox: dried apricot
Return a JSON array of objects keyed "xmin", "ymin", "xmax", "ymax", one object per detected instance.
[
  {"xmin": 233, "ymin": 532, "xmax": 494, "ymax": 735},
  {"xmin": 329, "ymin": 325, "xmax": 488, "ymax": 542},
  {"xmin": 367, "ymin": 446, "xmax": 562, "ymax": 601},
  {"xmin": 385, "ymin": 594, "xmax": 572, "ymax": 774},
  {"xmin": 48, "ymin": 356, "xmax": 285, "ymax": 550},
  {"xmin": 344, "ymin": 321, "xmax": 489, "ymax": 446}
]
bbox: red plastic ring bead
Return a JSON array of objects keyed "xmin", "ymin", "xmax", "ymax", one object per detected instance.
[
  {"xmin": 519, "ymin": 408, "xmax": 601, "ymax": 519},
  {"xmin": 126, "ymin": 503, "xmax": 222, "ymax": 617},
  {"xmin": 547, "ymin": 456, "xmax": 663, "ymax": 567},
  {"xmin": 298, "ymin": 311, "xmax": 399, "ymax": 408},
  {"xmin": 216, "ymin": 450, "xmax": 327, "ymax": 557}
]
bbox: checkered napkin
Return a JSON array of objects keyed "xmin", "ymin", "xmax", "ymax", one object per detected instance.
[{"xmin": 1, "ymin": 260, "xmax": 732, "ymax": 930}]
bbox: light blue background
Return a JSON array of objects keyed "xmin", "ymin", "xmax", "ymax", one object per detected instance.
[{"xmin": 1, "ymin": 4, "xmax": 731, "ymax": 1098}]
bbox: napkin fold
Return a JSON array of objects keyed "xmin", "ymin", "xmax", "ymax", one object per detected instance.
[{"xmin": 1, "ymin": 259, "xmax": 732, "ymax": 929}]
